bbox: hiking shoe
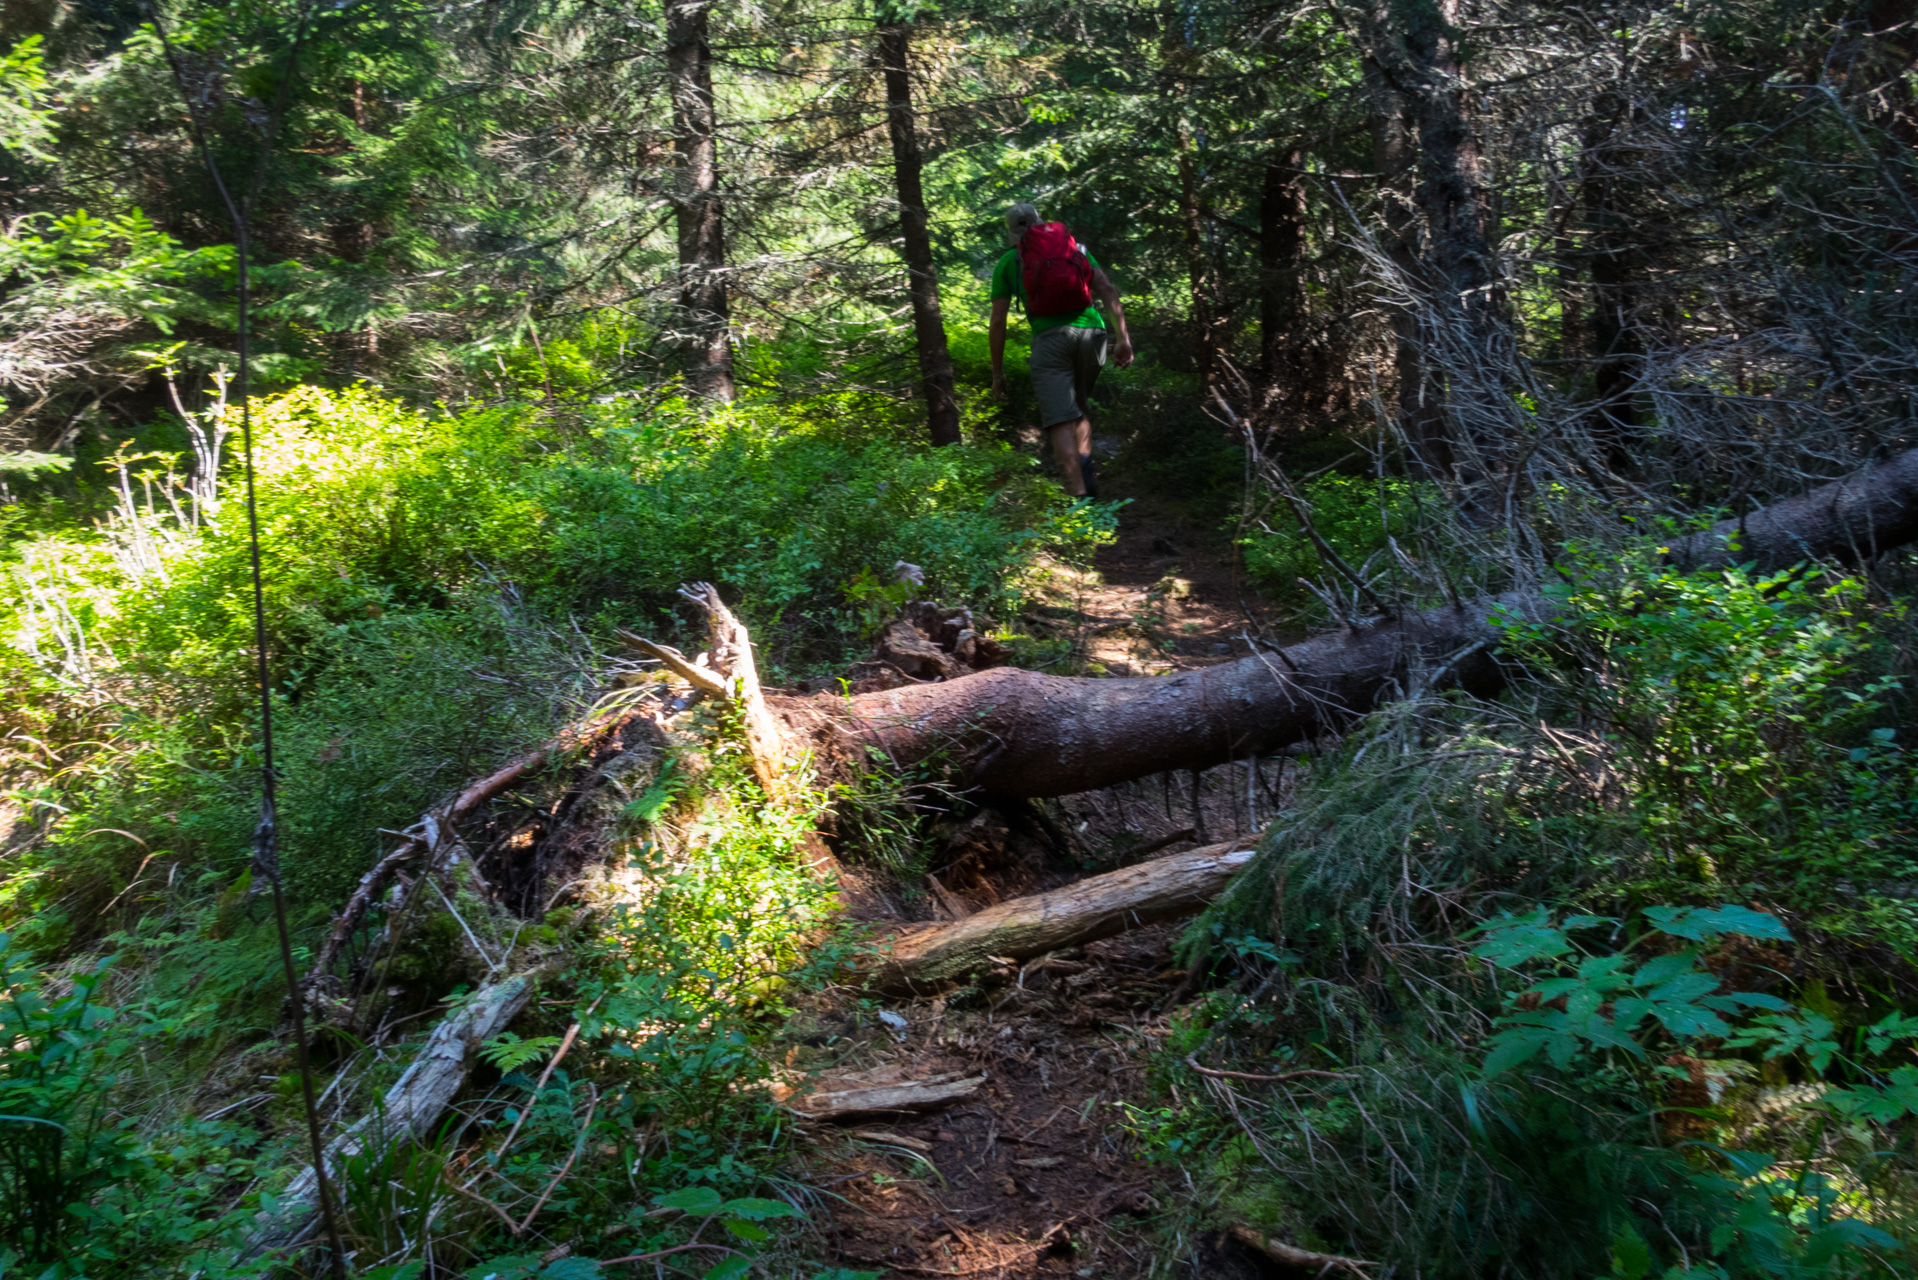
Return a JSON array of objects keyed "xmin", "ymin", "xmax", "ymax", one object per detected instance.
[{"xmin": 1079, "ymin": 453, "xmax": 1099, "ymax": 499}]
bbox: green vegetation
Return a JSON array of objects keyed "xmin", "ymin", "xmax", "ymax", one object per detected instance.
[
  {"xmin": 1174, "ymin": 557, "xmax": 1918, "ymax": 1277},
  {"xmin": 5, "ymin": 0, "xmax": 1918, "ymax": 1274}
]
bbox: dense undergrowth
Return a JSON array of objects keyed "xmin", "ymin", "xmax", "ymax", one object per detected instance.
[
  {"xmin": 1161, "ymin": 545, "xmax": 1918, "ymax": 1277},
  {"xmin": 0, "ymin": 359, "xmax": 1115, "ymax": 1277}
]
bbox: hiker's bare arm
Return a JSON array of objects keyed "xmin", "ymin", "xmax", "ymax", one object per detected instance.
[
  {"xmin": 1090, "ymin": 268, "xmax": 1134, "ymax": 368},
  {"xmin": 989, "ymin": 297, "xmax": 1011, "ymax": 399}
]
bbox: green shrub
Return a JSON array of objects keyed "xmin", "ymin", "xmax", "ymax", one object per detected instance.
[
  {"xmin": 1495, "ymin": 548, "xmax": 1918, "ymax": 952},
  {"xmin": 1239, "ymin": 473, "xmax": 1436, "ymax": 618}
]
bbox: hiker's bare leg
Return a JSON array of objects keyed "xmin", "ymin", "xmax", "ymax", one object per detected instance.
[{"xmin": 1050, "ymin": 417, "xmax": 1092, "ymax": 495}]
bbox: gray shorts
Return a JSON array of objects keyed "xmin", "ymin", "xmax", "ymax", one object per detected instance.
[{"xmin": 1030, "ymin": 325, "xmax": 1107, "ymax": 428}]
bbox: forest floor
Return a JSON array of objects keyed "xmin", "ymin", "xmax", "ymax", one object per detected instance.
[{"xmin": 783, "ymin": 456, "xmax": 1296, "ymax": 1280}]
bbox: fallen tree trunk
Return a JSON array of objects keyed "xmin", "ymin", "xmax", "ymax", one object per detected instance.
[
  {"xmin": 819, "ymin": 449, "xmax": 1918, "ymax": 798},
  {"xmin": 867, "ymin": 841, "xmax": 1255, "ymax": 992}
]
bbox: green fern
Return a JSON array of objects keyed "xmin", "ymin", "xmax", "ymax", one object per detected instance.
[{"xmin": 478, "ymin": 1032, "xmax": 562, "ymax": 1073}]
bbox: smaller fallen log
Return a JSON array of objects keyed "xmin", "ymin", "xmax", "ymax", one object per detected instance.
[
  {"xmin": 867, "ymin": 841, "xmax": 1255, "ymax": 993},
  {"xmin": 791, "ymin": 1069, "xmax": 985, "ymax": 1121},
  {"xmin": 244, "ymin": 974, "xmax": 535, "ymax": 1256}
]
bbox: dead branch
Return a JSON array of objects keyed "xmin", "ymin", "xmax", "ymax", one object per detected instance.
[
  {"xmin": 245, "ymin": 974, "xmax": 535, "ymax": 1256},
  {"xmin": 791, "ymin": 1071, "xmax": 985, "ymax": 1121},
  {"xmin": 1186, "ymin": 1054, "xmax": 1358, "ymax": 1084},
  {"xmin": 1228, "ymin": 1225, "xmax": 1378, "ymax": 1276}
]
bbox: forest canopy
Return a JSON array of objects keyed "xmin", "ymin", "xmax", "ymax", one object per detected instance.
[{"xmin": 4, "ymin": 0, "xmax": 1918, "ymax": 1277}]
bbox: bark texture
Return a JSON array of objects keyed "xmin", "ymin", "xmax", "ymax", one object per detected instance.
[
  {"xmin": 834, "ymin": 602, "xmax": 1518, "ymax": 797},
  {"xmin": 1671, "ymin": 447, "xmax": 1918, "ymax": 571},
  {"xmin": 667, "ymin": 0, "xmax": 734, "ymax": 401},
  {"xmin": 813, "ymin": 448, "xmax": 1918, "ymax": 798},
  {"xmin": 1258, "ymin": 147, "xmax": 1306, "ymax": 397},
  {"xmin": 1358, "ymin": 0, "xmax": 1504, "ymax": 482},
  {"xmin": 878, "ymin": 22, "xmax": 960, "ymax": 447},
  {"xmin": 866, "ymin": 842, "xmax": 1256, "ymax": 992}
]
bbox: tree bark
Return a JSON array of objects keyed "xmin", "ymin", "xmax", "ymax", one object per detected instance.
[
  {"xmin": 878, "ymin": 21, "xmax": 961, "ymax": 447},
  {"xmin": 1257, "ymin": 147, "xmax": 1306, "ymax": 399},
  {"xmin": 866, "ymin": 842, "xmax": 1256, "ymax": 992},
  {"xmin": 1582, "ymin": 91, "xmax": 1644, "ymax": 471},
  {"xmin": 804, "ymin": 448, "xmax": 1918, "ymax": 798},
  {"xmin": 667, "ymin": 0, "xmax": 734, "ymax": 402},
  {"xmin": 1177, "ymin": 130, "xmax": 1222, "ymax": 393},
  {"xmin": 1358, "ymin": 0, "xmax": 1505, "ymax": 484}
]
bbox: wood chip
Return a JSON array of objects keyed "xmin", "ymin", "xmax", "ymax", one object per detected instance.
[{"xmin": 1012, "ymin": 1156, "xmax": 1064, "ymax": 1168}]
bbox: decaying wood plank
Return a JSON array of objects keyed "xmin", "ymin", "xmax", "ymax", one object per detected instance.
[
  {"xmin": 866, "ymin": 841, "xmax": 1255, "ymax": 993},
  {"xmin": 245, "ymin": 974, "xmax": 535, "ymax": 1255},
  {"xmin": 792, "ymin": 1070, "xmax": 985, "ymax": 1122}
]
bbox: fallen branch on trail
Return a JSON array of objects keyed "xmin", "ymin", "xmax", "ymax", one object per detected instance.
[
  {"xmin": 813, "ymin": 448, "xmax": 1918, "ymax": 798},
  {"xmin": 245, "ymin": 974, "xmax": 535, "ymax": 1256},
  {"xmin": 1228, "ymin": 1225, "xmax": 1378, "ymax": 1276},
  {"xmin": 866, "ymin": 842, "xmax": 1255, "ymax": 993},
  {"xmin": 791, "ymin": 1069, "xmax": 985, "ymax": 1121}
]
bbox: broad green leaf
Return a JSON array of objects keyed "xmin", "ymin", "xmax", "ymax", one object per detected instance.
[
  {"xmin": 717, "ymin": 1197, "xmax": 803, "ymax": 1221},
  {"xmin": 1482, "ymin": 1031, "xmax": 1546, "ymax": 1076},
  {"xmin": 655, "ymin": 1186, "xmax": 724, "ymax": 1214},
  {"xmin": 702, "ymin": 1257, "xmax": 752, "ymax": 1280},
  {"xmin": 1643, "ymin": 904, "xmax": 1791, "ymax": 942}
]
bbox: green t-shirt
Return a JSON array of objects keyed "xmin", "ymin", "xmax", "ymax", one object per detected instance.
[{"xmin": 990, "ymin": 244, "xmax": 1107, "ymax": 334}]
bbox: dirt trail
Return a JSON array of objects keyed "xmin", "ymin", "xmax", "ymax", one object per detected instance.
[
  {"xmin": 788, "ymin": 927, "xmax": 1180, "ymax": 1279},
  {"xmin": 796, "ymin": 477, "xmax": 1296, "ymax": 1279},
  {"xmin": 1020, "ymin": 488, "xmax": 1280, "ymax": 682}
]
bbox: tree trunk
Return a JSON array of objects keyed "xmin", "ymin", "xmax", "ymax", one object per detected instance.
[
  {"xmin": 1582, "ymin": 91, "xmax": 1644, "ymax": 471},
  {"xmin": 798, "ymin": 448, "xmax": 1918, "ymax": 798},
  {"xmin": 667, "ymin": 0, "xmax": 734, "ymax": 402},
  {"xmin": 878, "ymin": 21, "xmax": 960, "ymax": 447},
  {"xmin": 866, "ymin": 842, "xmax": 1256, "ymax": 992},
  {"xmin": 1177, "ymin": 129, "xmax": 1221, "ymax": 393},
  {"xmin": 1257, "ymin": 146, "xmax": 1306, "ymax": 399},
  {"xmin": 1360, "ymin": 7, "xmax": 1439, "ymax": 475},
  {"xmin": 1359, "ymin": 0, "xmax": 1504, "ymax": 484}
]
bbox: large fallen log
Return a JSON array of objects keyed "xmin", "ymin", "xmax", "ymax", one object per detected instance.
[
  {"xmin": 815, "ymin": 448, "xmax": 1918, "ymax": 798},
  {"xmin": 867, "ymin": 841, "xmax": 1255, "ymax": 992}
]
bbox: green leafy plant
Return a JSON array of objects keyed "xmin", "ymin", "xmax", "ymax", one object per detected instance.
[
  {"xmin": 0, "ymin": 934, "xmax": 143, "ymax": 1266},
  {"xmin": 1472, "ymin": 905, "xmax": 1799, "ymax": 1076},
  {"xmin": 480, "ymin": 1032, "xmax": 565, "ymax": 1074}
]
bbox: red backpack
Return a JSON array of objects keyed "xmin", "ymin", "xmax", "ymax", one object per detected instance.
[{"xmin": 1019, "ymin": 222, "xmax": 1093, "ymax": 317}]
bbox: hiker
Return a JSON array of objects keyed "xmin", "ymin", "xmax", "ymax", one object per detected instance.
[{"xmin": 988, "ymin": 203, "xmax": 1134, "ymax": 498}]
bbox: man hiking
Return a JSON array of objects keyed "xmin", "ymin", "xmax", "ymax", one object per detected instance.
[{"xmin": 989, "ymin": 203, "xmax": 1134, "ymax": 498}]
